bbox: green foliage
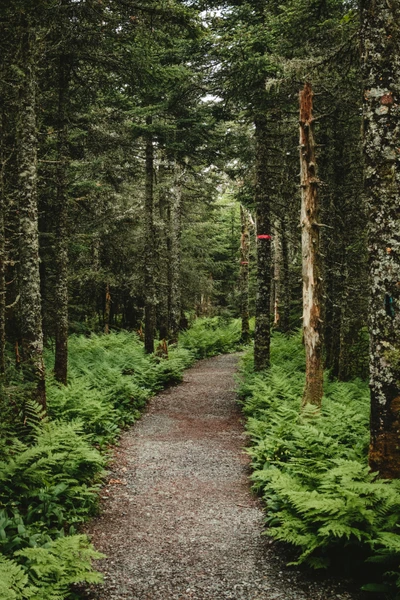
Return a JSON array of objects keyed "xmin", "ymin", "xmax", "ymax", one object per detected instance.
[
  {"xmin": 45, "ymin": 331, "xmax": 194, "ymax": 446},
  {"xmin": 0, "ymin": 420, "xmax": 104, "ymax": 556},
  {"xmin": 0, "ymin": 555, "xmax": 32, "ymax": 600},
  {"xmin": 0, "ymin": 536, "xmax": 103, "ymax": 600},
  {"xmin": 0, "ymin": 319, "xmax": 240, "ymax": 599},
  {"xmin": 240, "ymin": 332, "xmax": 400, "ymax": 593},
  {"xmin": 16, "ymin": 535, "xmax": 104, "ymax": 599},
  {"xmin": 179, "ymin": 317, "xmax": 246, "ymax": 358}
]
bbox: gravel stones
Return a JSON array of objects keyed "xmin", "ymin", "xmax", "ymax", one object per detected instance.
[{"xmin": 82, "ymin": 354, "xmax": 365, "ymax": 600}]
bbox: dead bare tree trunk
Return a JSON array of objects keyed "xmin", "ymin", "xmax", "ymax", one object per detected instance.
[
  {"xmin": 299, "ymin": 82, "xmax": 324, "ymax": 408},
  {"xmin": 272, "ymin": 219, "xmax": 282, "ymax": 329}
]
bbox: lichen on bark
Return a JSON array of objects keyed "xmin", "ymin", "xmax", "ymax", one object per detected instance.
[
  {"xmin": 362, "ymin": 0, "xmax": 400, "ymax": 478},
  {"xmin": 17, "ymin": 25, "xmax": 46, "ymax": 408}
]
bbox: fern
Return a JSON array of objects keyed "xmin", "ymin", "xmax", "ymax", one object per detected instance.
[
  {"xmin": 241, "ymin": 331, "xmax": 400, "ymax": 590},
  {"xmin": 0, "ymin": 555, "xmax": 33, "ymax": 599},
  {"xmin": 0, "ymin": 320, "xmax": 241, "ymax": 599},
  {"xmin": 16, "ymin": 535, "xmax": 104, "ymax": 599}
]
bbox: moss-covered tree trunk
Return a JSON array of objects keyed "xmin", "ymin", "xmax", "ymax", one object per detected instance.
[
  {"xmin": 239, "ymin": 204, "xmax": 250, "ymax": 343},
  {"xmin": 54, "ymin": 53, "xmax": 70, "ymax": 384},
  {"xmin": 17, "ymin": 26, "xmax": 46, "ymax": 409},
  {"xmin": 168, "ymin": 169, "xmax": 182, "ymax": 343},
  {"xmin": 299, "ymin": 82, "xmax": 323, "ymax": 408},
  {"xmin": 144, "ymin": 116, "xmax": 156, "ymax": 354},
  {"xmin": 0, "ymin": 109, "xmax": 6, "ymax": 374},
  {"xmin": 254, "ymin": 114, "xmax": 271, "ymax": 371},
  {"xmin": 362, "ymin": 0, "xmax": 400, "ymax": 478}
]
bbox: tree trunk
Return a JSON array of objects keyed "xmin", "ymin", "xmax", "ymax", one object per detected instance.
[
  {"xmin": 104, "ymin": 283, "xmax": 111, "ymax": 334},
  {"xmin": 144, "ymin": 116, "xmax": 156, "ymax": 353},
  {"xmin": 157, "ymin": 161, "xmax": 169, "ymax": 340},
  {"xmin": 54, "ymin": 53, "xmax": 70, "ymax": 384},
  {"xmin": 169, "ymin": 168, "xmax": 182, "ymax": 343},
  {"xmin": 272, "ymin": 219, "xmax": 282, "ymax": 329},
  {"xmin": 281, "ymin": 215, "xmax": 291, "ymax": 333},
  {"xmin": 254, "ymin": 114, "xmax": 271, "ymax": 371},
  {"xmin": 239, "ymin": 205, "xmax": 250, "ymax": 343},
  {"xmin": 299, "ymin": 82, "xmax": 324, "ymax": 408},
  {"xmin": 0, "ymin": 110, "xmax": 6, "ymax": 374},
  {"xmin": 17, "ymin": 25, "xmax": 46, "ymax": 409},
  {"xmin": 361, "ymin": 0, "xmax": 400, "ymax": 478}
]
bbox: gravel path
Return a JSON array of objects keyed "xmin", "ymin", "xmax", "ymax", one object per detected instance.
[{"xmin": 82, "ymin": 354, "xmax": 365, "ymax": 600}]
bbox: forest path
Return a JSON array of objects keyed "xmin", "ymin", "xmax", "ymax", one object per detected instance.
[{"xmin": 83, "ymin": 354, "xmax": 362, "ymax": 600}]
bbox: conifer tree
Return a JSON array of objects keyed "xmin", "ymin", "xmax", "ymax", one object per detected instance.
[
  {"xmin": 239, "ymin": 205, "xmax": 251, "ymax": 342},
  {"xmin": 361, "ymin": 0, "xmax": 400, "ymax": 478},
  {"xmin": 16, "ymin": 13, "xmax": 46, "ymax": 408}
]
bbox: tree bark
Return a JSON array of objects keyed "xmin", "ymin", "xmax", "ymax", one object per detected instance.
[
  {"xmin": 299, "ymin": 82, "xmax": 324, "ymax": 408},
  {"xmin": 0, "ymin": 110, "xmax": 6, "ymax": 374},
  {"xmin": 157, "ymin": 161, "xmax": 169, "ymax": 341},
  {"xmin": 144, "ymin": 116, "xmax": 156, "ymax": 353},
  {"xmin": 239, "ymin": 205, "xmax": 250, "ymax": 343},
  {"xmin": 361, "ymin": 0, "xmax": 400, "ymax": 478},
  {"xmin": 17, "ymin": 25, "xmax": 46, "ymax": 409},
  {"xmin": 169, "ymin": 168, "xmax": 182, "ymax": 343},
  {"xmin": 272, "ymin": 219, "xmax": 282, "ymax": 329},
  {"xmin": 54, "ymin": 53, "xmax": 70, "ymax": 384},
  {"xmin": 104, "ymin": 283, "xmax": 111, "ymax": 334},
  {"xmin": 281, "ymin": 215, "xmax": 291, "ymax": 333},
  {"xmin": 254, "ymin": 114, "xmax": 271, "ymax": 371}
]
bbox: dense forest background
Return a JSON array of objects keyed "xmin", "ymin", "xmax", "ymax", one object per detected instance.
[
  {"xmin": 0, "ymin": 0, "xmax": 371, "ymax": 393},
  {"xmin": 1, "ymin": 0, "xmax": 400, "ymax": 598}
]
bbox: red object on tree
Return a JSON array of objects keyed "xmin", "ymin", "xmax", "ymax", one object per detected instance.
[{"xmin": 257, "ymin": 234, "xmax": 272, "ymax": 240}]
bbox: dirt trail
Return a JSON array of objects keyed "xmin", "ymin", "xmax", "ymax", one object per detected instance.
[{"xmin": 83, "ymin": 354, "xmax": 363, "ymax": 600}]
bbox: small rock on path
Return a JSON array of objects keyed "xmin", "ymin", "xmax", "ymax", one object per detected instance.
[{"xmin": 83, "ymin": 354, "xmax": 365, "ymax": 600}]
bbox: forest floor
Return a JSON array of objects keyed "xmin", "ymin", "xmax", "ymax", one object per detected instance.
[{"xmin": 81, "ymin": 354, "xmax": 366, "ymax": 600}]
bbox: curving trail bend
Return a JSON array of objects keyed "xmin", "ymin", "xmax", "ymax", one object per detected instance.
[{"xmin": 83, "ymin": 354, "xmax": 363, "ymax": 600}]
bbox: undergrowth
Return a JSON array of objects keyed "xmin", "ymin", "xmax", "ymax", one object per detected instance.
[
  {"xmin": 0, "ymin": 317, "xmax": 243, "ymax": 599},
  {"xmin": 239, "ymin": 332, "xmax": 400, "ymax": 598}
]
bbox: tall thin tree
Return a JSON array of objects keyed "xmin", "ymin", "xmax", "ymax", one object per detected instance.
[
  {"xmin": 299, "ymin": 82, "xmax": 324, "ymax": 408},
  {"xmin": 254, "ymin": 113, "xmax": 271, "ymax": 371},
  {"xmin": 17, "ymin": 21, "xmax": 46, "ymax": 408},
  {"xmin": 144, "ymin": 116, "xmax": 156, "ymax": 353},
  {"xmin": 239, "ymin": 204, "xmax": 251, "ymax": 343},
  {"xmin": 54, "ymin": 51, "xmax": 70, "ymax": 384}
]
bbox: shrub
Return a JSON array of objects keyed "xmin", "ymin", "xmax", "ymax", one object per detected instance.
[{"xmin": 179, "ymin": 317, "xmax": 245, "ymax": 358}]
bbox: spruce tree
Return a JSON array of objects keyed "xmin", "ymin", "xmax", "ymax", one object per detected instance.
[{"xmin": 361, "ymin": 0, "xmax": 400, "ymax": 478}]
